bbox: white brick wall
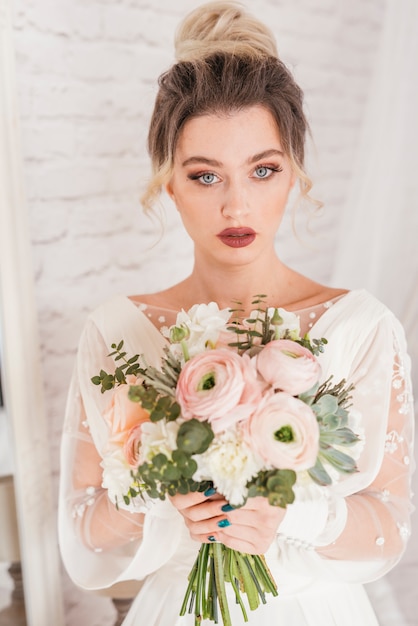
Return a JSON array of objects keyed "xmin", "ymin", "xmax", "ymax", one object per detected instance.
[{"xmin": 11, "ymin": 0, "xmax": 384, "ymax": 623}]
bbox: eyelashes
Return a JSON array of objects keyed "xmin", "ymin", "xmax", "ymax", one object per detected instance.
[
  {"xmin": 188, "ymin": 164, "xmax": 284, "ymax": 186},
  {"xmin": 189, "ymin": 172, "xmax": 220, "ymax": 185},
  {"xmin": 253, "ymin": 165, "xmax": 283, "ymax": 179}
]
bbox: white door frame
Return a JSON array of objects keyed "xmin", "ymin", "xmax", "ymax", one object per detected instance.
[{"xmin": 0, "ymin": 1, "xmax": 64, "ymax": 624}]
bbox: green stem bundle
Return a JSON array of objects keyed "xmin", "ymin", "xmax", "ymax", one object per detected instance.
[{"xmin": 180, "ymin": 543, "xmax": 278, "ymax": 625}]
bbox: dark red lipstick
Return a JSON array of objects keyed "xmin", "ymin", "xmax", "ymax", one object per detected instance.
[{"xmin": 217, "ymin": 227, "xmax": 256, "ymax": 248}]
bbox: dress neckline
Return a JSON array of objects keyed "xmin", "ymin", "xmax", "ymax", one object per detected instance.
[
  {"xmin": 124, "ymin": 290, "xmax": 363, "ymax": 338},
  {"xmin": 127, "ymin": 291, "xmax": 351, "ymax": 317}
]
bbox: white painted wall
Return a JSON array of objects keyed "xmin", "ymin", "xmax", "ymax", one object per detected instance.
[{"xmin": 10, "ymin": 0, "xmax": 389, "ymax": 623}]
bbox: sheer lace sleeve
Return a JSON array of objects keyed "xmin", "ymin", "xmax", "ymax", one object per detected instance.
[
  {"xmin": 274, "ymin": 292, "xmax": 414, "ymax": 583},
  {"xmin": 58, "ymin": 298, "xmax": 184, "ymax": 591},
  {"xmin": 64, "ymin": 380, "xmax": 145, "ymax": 552}
]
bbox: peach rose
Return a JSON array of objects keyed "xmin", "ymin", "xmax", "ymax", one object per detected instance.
[
  {"xmin": 176, "ymin": 349, "xmax": 263, "ymax": 433},
  {"xmin": 123, "ymin": 423, "xmax": 143, "ymax": 468},
  {"xmin": 245, "ymin": 392, "xmax": 319, "ymax": 471},
  {"xmin": 256, "ymin": 339, "xmax": 321, "ymax": 395},
  {"xmin": 103, "ymin": 375, "xmax": 150, "ymax": 446}
]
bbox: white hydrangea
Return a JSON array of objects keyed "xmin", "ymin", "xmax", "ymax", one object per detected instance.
[
  {"xmin": 140, "ymin": 420, "xmax": 180, "ymax": 462},
  {"xmin": 193, "ymin": 428, "xmax": 263, "ymax": 506}
]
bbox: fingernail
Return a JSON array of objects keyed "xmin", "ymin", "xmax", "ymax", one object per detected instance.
[
  {"xmin": 221, "ymin": 504, "xmax": 234, "ymax": 512},
  {"xmin": 207, "ymin": 535, "xmax": 216, "ymax": 542},
  {"xmin": 217, "ymin": 518, "xmax": 231, "ymax": 528},
  {"xmin": 204, "ymin": 487, "xmax": 216, "ymax": 497}
]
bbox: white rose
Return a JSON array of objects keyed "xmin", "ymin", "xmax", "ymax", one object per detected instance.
[
  {"xmin": 172, "ymin": 302, "xmax": 231, "ymax": 357},
  {"xmin": 269, "ymin": 307, "xmax": 301, "ymax": 340}
]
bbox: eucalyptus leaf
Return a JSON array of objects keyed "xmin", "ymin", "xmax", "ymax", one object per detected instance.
[
  {"xmin": 163, "ymin": 465, "xmax": 182, "ymax": 480},
  {"xmin": 177, "ymin": 419, "xmax": 214, "ymax": 454},
  {"xmin": 152, "ymin": 453, "xmax": 168, "ymax": 469}
]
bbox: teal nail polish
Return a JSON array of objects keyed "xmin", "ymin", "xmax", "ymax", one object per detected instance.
[
  {"xmin": 221, "ymin": 503, "xmax": 234, "ymax": 512},
  {"xmin": 217, "ymin": 518, "xmax": 231, "ymax": 528},
  {"xmin": 204, "ymin": 487, "xmax": 216, "ymax": 497},
  {"xmin": 207, "ymin": 535, "xmax": 216, "ymax": 542}
]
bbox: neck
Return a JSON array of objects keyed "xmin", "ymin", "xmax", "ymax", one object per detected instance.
[{"xmin": 180, "ymin": 256, "xmax": 291, "ymax": 315}]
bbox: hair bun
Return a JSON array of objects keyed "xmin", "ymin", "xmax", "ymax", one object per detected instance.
[{"xmin": 174, "ymin": 1, "xmax": 278, "ymax": 62}]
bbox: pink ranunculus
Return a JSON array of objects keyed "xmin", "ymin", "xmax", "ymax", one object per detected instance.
[
  {"xmin": 245, "ymin": 392, "xmax": 319, "ymax": 471},
  {"xmin": 256, "ymin": 339, "xmax": 321, "ymax": 396},
  {"xmin": 103, "ymin": 375, "xmax": 150, "ymax": 446},
  {"xmin": 176, "ymin": 349, "xmax": 263, "ymax": 433},
  {"xmin": 123, "ymin": 423, "xmax": 143, "ymax": 468}
]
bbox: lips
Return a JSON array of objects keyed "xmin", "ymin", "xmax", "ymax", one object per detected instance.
[{"xmin": 217, "ymin": 227, "xmax": 256, "ymax": 248}]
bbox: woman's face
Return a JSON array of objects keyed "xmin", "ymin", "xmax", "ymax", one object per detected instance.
[{"xmin": 167, "ymin": 105, "xmax": 296, "ymax": 269}]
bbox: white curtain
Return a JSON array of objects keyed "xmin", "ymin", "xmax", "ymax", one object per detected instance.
[
  {"xmin": 331, "ymin": 1, "xmax": 418, "ymax": 624},
  {"xmin": 331, "ymin": 0, "xmax": 418, "ymax": 395}
]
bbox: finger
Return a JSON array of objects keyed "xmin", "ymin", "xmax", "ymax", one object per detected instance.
[{"xmin": 169, "ymin": 490, "xmax": 208, "ymax": 511}]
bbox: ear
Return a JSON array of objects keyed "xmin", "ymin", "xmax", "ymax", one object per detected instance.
[
  {"xmin": 289, "ymin": 170, "xmax": 297, "ymax": 189},
  {"xmin": 165, "ymin": 181, "xmax": 175, "ymax": 202}
]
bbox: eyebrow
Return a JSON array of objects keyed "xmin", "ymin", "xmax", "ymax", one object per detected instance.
[{"xmin": 181, "ymin": 149, "xmax": 284, "ymax": 168}]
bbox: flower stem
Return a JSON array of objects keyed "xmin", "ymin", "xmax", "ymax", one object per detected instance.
[
  {"xmin": 180, "ymin": 544, "xmax": 278, "ymax": 625},
  {"xmin": 181, "ymin": 340, "xmax": 190, "ymax": 362},
  {"xmin": 212, "ymin": 543, "xmax": 232, "ymax": 626}
]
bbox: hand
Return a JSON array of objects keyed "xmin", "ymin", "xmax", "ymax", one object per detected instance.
[{"xmin": 170, "ymin": 491, "xmax": 287, "ymax": 554}]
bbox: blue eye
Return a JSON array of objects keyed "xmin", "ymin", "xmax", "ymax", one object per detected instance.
[
  {"xmin": 189, "ymin": 172, "xmax": 219, "ymax": 185},
  {"xmin": 200, "ymin": 173, "xmax": 216, "ymax": 184},
  {"xmin": 254, "ymin": 166, "xmax": 271, "ymax": 178}
]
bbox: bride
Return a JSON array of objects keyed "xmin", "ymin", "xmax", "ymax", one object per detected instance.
[{"xmin": 58, "ymin": 2, "xmax": 414, "ymax": 624}]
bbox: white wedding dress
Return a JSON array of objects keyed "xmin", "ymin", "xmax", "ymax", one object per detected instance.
[{"xmin": 58, "ymin": 289, "xmax": 414, "ymax": 625}]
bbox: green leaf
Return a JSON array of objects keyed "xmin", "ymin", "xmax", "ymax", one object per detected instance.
[
  {"xmin": 150, "ymin": 408, "xmax": 166, "ymax": 422},
  {"xmin": 307, "ymin": 457, "xmax": 332, "ymax": 486},
  {"xmin": 313, "ymin": 394, "xmax": 339, "ymax": 418},
  {"xmin": 319, "ymin": 446, "xmax": 357, "ymax": 473},
  {"xmin": 320, "ymin": 427, "xmax": 359, "ymax": 446},
  {"xmin": 176, "ymin": 419, "xmax": 214, "ymax": 455},
  {"xmin": 163, "ymin": 464, "xmax": 182, "ymax": 480},
  {"xmin": 91, "ymin": 376, "xmax": 101, "ymax": 385},
  {"xmin": 182, "ymin": 458, "xmax": 198, "ymax": 478},
  {"xmin": 115, "ymin": 368, "xmax": 126, "ymax": 384},
  {"xmin": 127, "ymin": 384, "xmax": 145, "ymax": 403},
  {"xmin": 171, "ymin": 449, "xmax": 188, "ymax": 466},
  {"xmin": 151, "ymin": 453, "xmax": 168, "ymax": 469},
  {"xmin": 167, "ymin": 402, "xmax": 181, "ymax": 421}
]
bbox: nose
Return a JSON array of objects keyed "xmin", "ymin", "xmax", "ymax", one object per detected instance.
[{"xmin": 221, "ymin": 180, "xmax": 250, "ymax": 220}]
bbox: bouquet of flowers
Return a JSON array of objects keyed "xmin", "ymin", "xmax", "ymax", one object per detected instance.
[{"xmin": 92, "ymin": 296, "xmax": 360, "ymax": 626}]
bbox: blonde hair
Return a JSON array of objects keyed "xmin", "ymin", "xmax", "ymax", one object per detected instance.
[
  {"xmin": 174, "ymin": 1, "xmax": 278, "ymax": 61},
  {"xmin": 141, "ymin": 1, "xmax": 315, "ymax": 212}
]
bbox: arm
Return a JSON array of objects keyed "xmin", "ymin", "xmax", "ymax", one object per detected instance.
[
  {"xmin": 170, "ymin": 313, "xmax": 414, "ymax": 581},
  {"xmin": 275, "ymin": 313, "xmax": 414, "ymax": 581},
  {"xmin": 58, "ymin": 310, "xmax": 183, "ymax": 590},
  {"xmin": 69, "ymin": 398, "xmax": 144, "ymax": 552}
]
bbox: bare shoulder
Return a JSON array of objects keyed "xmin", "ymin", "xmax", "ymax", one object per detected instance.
[
  {"xmin": 128, "ymin": 283, "xmax": 186, "ymax": 310},
  {"xmin": 281, "ymin": 271, "xmax": 348, "ymax": 311}
]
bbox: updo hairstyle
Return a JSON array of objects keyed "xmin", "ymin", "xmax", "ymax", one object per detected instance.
[{"xmin": 142, "ymin": 1, "xmax": 312, "ymax": 212}]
